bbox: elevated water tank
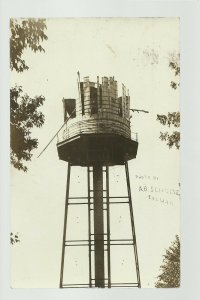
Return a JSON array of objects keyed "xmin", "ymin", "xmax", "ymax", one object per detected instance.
[{"xmin": 57, "ymin": 76, "xmax": 138, "ymax": 166}]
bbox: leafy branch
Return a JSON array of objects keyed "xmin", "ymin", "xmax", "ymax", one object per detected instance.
[
  {"xmin": 10, "ymin": 18, "xmax": 47, "ymax": 72},
  {"xmin": 10, "ymin": 85, "xmax": 45, "ymax": 171},
  {"xmin": 157, "ymin": 52, "xmax": 180, "ymax": 149},
  {"xmin": 10, "ymin": 18, "xmax": 47, "ymax": 171}
]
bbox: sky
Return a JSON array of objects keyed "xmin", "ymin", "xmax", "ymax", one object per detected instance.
[{"xmin": 11, "ymin": 18, "xmax": 180, "ymax": 288}]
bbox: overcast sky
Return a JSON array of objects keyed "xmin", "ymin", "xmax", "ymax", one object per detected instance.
[{"xmin": 11, "ymin": 18, "xmax": 180, "ymax": 288}]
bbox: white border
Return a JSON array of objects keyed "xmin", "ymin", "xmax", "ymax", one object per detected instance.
[{"xmin": 1, "ymin": 1, "xmax": 200, "ymax": 299}]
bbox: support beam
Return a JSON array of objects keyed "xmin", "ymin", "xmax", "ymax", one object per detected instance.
[
  {"xmin": 106, "ymin": 166, "xmax": 111, "ymax": 288},
  {"xmin": 87, "ymin": 167, "xmax": 92, "ymax": 287},
  {"xmin": 60, "ymin": 163, "xmax": 71, "ymax": 288},
  {"xmin": 125, "ymin": 162, "xmax": 141, "ymax": 288},
  {"xmin": 93, "ymin": 164, "xmax": 105, "ymax": 287}
]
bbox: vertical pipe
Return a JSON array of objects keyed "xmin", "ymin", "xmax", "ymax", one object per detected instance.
[
  {"xmin": 93, "ymin": 164, "xmax": 105, "ymax": 287},
  {"xmin": 77, "ymin": 79, "xmax": 82, "ymax": 117},
  {"xmin": 125, "ymin": 162, "xmax": 141, "ymax": 288},
  {"xmin": 106, "ymin": 166, "xmax": 111, "ymax": 288},
  {"xmin": 87, "ymin": 167, "xmax": 92, "ymax": 287},
  {"xmin": 59, "ymin": 163, "xmax": 71, "ymax": 288}
]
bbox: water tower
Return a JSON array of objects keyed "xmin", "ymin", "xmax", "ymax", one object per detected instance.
[{"xmin": 57, "ymin": 75, "xmax": 141, "ymax": 288}]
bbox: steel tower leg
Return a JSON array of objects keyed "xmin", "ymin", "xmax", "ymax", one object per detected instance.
[
  {"xmin": 93, "ymin": 164, "xmax": 105, "ymax": 287},
  {"xmin": 59, "ymin": 163, "xmax": 71, "ymax": 288},
  {"xmin": 125, "ymin": 162, "xmax": 141, "ymax": 288},
  {"xmin": 87, "ymin": 166, "xmax": 92, "ymax": 287},
  {"xmin": 106, "ymin": 166, "xmax": 111, "ymax": 288}
]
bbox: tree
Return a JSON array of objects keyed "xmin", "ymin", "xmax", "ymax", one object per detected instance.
[
  {"xmin": 10, "ymin": 18, "xmax": 47, "ymax": 171},
  {"xmin": 155, "ymin": 235, "xmax": 180, "ymax": 288},
  {"xmin": 157, "ymin": 53, "xmax": 180, "ymax": 149},
  {"xmin": 10, "ymin": 86, "xmax": 45, "ymax": 171},
  {"xmin": 10, "ymin": 18, "xmax": 47, "ymax": 72}
]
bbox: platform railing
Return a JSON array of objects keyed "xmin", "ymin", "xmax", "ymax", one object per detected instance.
[{"xmin": 57, "ymin": 127, "xmax": 138, "ymax": 144}]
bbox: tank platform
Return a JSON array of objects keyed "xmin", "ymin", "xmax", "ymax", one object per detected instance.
[{"xmin": 57, "ymin": 133, "xmax": 138, "ymax": 166}]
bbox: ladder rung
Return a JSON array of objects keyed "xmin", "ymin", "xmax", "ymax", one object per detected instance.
[
  {"xmin": 89, "ymin": 189, "xmax": 107, "ymax": 192},
  {"xmin": 108, "ymin": 196, "xmax": 129, "ymax": 199},
  {"xmin": 91, "ymin": 249, "xmax": 108, "ymax": 252},
  {"xmin": 91, "ymin": 278, "xmax": 108, "ymax": 281},
  {"xmin": 110, "ymin": 243, "xmax": 134, "ymax": 246},
  {"xmin": 90, "ymin": 233, "xmax": 107, "ymax": 235},
  {"xmin": 110, "ymin": 201, "xmax": 129, "ymax": 204},
  {"xmin": 69, "ymin": 197, "xmax": 88, "ymax": 199},
  {"xmin": 65, "ymin": 244, "xmax": 89, "ymax": 247},
  {"xmin": 68, "ymin": 202, "xmax": 88, "ymax": 205}
]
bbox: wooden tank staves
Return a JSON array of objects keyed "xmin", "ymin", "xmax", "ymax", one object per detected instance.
[{"xmin": 57, "ymin": 76, "xmax": 138, "ymax": 166}]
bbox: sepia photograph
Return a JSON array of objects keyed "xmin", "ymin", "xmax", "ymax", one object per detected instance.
[{"xmin": 10, "ymin": 17, "xmax": 180, "ymax": 289}]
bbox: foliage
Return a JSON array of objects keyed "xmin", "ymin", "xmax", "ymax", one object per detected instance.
[
  {"xmin": 157, "ymin": 53, "xmax": 180, "ymax": 149},
  {"xmin": 10, "ymin": 18, "xmax": 47, "ymax": 171},
  {"xmin": 10, "ymin": 232, "xmax": 20, "ymax": 245},
  {"xmin": 157, "ymin": 112, "xmax": 180, "ymax": 128},
  {"xmin": 159, "ymin": 131, "xmax": 180, "ymax": 150},
  {"xmin": 10, "ymin": 86, "xmax": 45, "ymax": 172},
  {"xmin": 157, "ymin": 112, "xmax": 180, "ymax": 149},
  {"xmin": 155, "ymin": 235, "xmax": 180, "ymax": 288},
  {"xmin": 169, "ymin": 52, "xmax": 180, "ymax": 90},
  {"xmin": 10, "ymin": 18, "xmax": 47, "ymax": 72}
]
